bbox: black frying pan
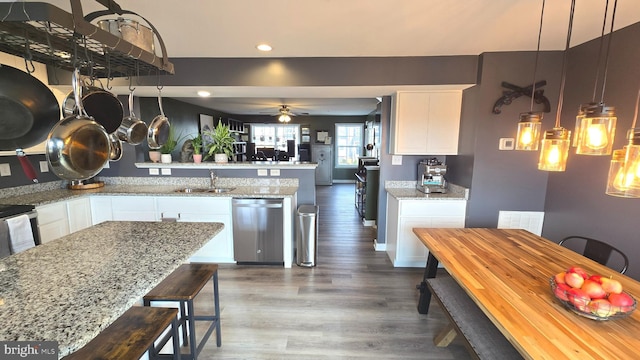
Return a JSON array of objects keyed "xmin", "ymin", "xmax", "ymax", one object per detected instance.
[{"xmin": 0, "ymin": 64, "xmax": 60, "ymax": 182}]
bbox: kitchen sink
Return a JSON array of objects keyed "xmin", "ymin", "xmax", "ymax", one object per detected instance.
[{"xmin": 173, "ymin": 187, "xmax": 235, "ymax": 193}]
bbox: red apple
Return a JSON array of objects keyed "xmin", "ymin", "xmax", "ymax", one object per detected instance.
[
  {"xmin": 601, "ymin": 278, "xmax": 623, "ymax": 294},
  {"xmin": 608, "ymin": 292, "xmax": 635, "ymax": 313},
  {"xmin": 554, "ymin": 282, "xmax": 572, "ymax": 301},
  {"xmin": 554, "ymin": 271, "xmax": 567, "ymax": 284},
  {"xmin": 581, "ymin": 279, "xmax": 606, "ymax": 299},
  {"xmin": 588, "ymin": 274, "xmax": 604, "ymax": 284},
  {"xmin": 589, "ymin": 299, "xmax": 614, "ymax": 317},
  {"xmin": 566, "ymin": 266, "xmax": 589, "ymax": 279},
  {"xmin": 567, "ymin": 288, "xmax": 591, "ymax": 312},
  {"xmin": 565, "ymin": 272, "xmax": 585, "ymax": 288}
]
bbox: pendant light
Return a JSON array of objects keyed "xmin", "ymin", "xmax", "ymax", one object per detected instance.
[
  {"xmin": 515, "ymin": 0, "xmax": 545, "ymax": 151},
  {"xmin": 606, "ymin": 87, "xmax": 640, "ymax": 197},
  {"xmin": 538, "ymin": 0, "xmax": 575, "ymax": 171},
  {"xmin": 576, "ymin": 0, "xmax": 618, "ymax": 156}
]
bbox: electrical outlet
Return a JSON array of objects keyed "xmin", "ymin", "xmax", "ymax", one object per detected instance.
[
  {"xmin": 392, "ymin": 155, "xmax": 403, "ymax": 165},
  {"xmin": 39, "ymin": 161, "xmax": 49, "ymax": 172},
  {"xmin": 499, "ymin": 138, "xmax": 515, "ymax": 150},
  {"xmin": 149, "ymin": 168, "xmax": 160, "ymax": 175},
  {"xmin": 270, "ymin": 169, "xmax": 280, "ymax": 176},
  {"xmin": 257, "ymin": 169, "xmax": 268, "ymax": 176},
  {"xmin": 161, "ymin": 168, "xmax": 171, "ymax": 175},
  {"xmin": 0, "ymin": 163, "xmax": 10, "ymax": 176}
]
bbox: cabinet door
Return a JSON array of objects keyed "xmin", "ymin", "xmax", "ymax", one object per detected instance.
[
  {"xmin": 390, "ymin": 91, "xmax": 462, "ymax": 155},
  {"xmin": 36, "ymin": 202, "xmax": 69, "ymax": 244},
  {"xmin": 397, "ymin": 217, "xmax": 431, "ymax": 266},
  {"xmin": 67, "ymin": 197, "xmax": 92, "ymax": 233},
  {"xmin": 91, "ymin": 196, "xmax": 113, "ymax": 225},
  {"xmin": 111, "ymin": 196, "xmax": 157, "ymax": 221}
]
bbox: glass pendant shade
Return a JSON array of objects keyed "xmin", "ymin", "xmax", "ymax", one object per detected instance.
[
  {"xmin": 538, "ymin": 127, "xmax": 571, "ymax": 171},
  {"xmin": 516, "ymin": 113, "xmax": 542, "ymax": 151},
  {"xmin": 621, "ymin": 129, "xmax": 640, "ymax": 189},
  {"xmin": 278, "ymin": 114, "xmax": 291, "ymax": 123},
  {"xmin": 576, "ymin": 105, "xmax": 616, "ymax": 155},
  {"xmin": 606, "ymin": 147, "xmax": 640, "ymax": 197},
  {"xmin": 573, "ymin": 103, "xmax": 596, "ymax": 147}
]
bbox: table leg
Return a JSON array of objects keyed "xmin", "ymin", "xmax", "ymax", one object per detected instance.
[{"xmin": 417, "ymin": 252, "xmax": 439, "ymax": 314}]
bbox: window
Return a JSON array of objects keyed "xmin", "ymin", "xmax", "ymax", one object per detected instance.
[
  {"xmin": 335, "ymin": 123, "xmax": 363, "ymax": 167},
  {"xmin": 251, "ymin": 124, "xmax": 299, "ymax": 156}
]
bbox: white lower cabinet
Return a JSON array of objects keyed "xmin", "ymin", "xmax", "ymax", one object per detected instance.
[
  {"xmin": 67, "ymin": 197, "xmax": 92, "ymax": 233},
  {"xmin": 156, "ymin": 196, "xmax": 234, "ymax": 264},
  {"xmin": 385, "ymin": 195, "xmax": 466, "ymax": 267},
  {"xmin": 36, "ymin": 197, "xmax": 93, "ymax": 244}
]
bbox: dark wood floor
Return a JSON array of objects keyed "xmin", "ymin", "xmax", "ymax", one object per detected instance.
[{"xmin": 195, "ymin": 183, "xmax": 472, "ymax": 359}]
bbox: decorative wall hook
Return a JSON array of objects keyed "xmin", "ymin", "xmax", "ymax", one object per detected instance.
[{"xmin": 492, "ymin": 81, "xmax": 551, "ymax": 114}]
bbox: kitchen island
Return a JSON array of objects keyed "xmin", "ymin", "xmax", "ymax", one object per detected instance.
[{"xmin": 0, "ymin": 221, "xmax": 223, "ymax": 358}]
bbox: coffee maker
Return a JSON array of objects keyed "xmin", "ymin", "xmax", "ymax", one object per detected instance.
[{"xmin": 417, "ymin": 158, "xmax": 448, "ymax": 193}]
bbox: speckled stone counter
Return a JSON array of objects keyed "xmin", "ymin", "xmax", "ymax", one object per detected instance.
[
  {"xmin": 385, "ymin": 181, "xmax": 469, "ymax": 200},
  {"xmin": 0, "ymin": 177, "xmax": 298, "ymax": 206},
  {"xmin": 0, "ymin": 221, "xmax": 223, "ymax": 358}
]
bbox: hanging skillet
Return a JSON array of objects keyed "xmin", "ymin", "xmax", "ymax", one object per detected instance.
[
  {"xmin": 62, "ymin": 76, "xmax": 124, "ymax": 134},
  {"xmin": 0, "ymin": 63, "xmax": 60, "ymax": 182},
  {"xmin": 116, "ymin": 88, "xmax": 148, "ymax": 145},
  {"xmin": 46, "ymin": 69, "xmax": 110, "ymax": 181},
  {"xmin": 147, "ymin": 87, "xmax": 171, "ymax": 149}
]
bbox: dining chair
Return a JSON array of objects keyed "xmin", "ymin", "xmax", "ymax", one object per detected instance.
[{"xmin": 558, "ymin": 236, "xmax": 629, "ymax": 274}]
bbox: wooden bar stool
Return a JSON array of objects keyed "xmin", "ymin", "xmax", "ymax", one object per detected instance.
[
  {"xmin": 143, "ymin": 263, "xmax": 221, "ymax": 360},
  {"xmin": 63, "ymin": 306, "xmax": 181, "ymax": 360}
]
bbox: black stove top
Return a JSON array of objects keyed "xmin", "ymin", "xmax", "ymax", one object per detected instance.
[{"xmin": 0, "ymin": 204, "xmax": 35, "ymax": 219}]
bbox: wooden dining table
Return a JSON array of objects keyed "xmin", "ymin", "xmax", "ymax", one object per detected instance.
[{"xmin": 413, "ymin": 227, "xmax": 640, "ymax": 360}]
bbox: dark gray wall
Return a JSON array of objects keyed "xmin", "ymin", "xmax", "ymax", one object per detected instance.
[
  {"xmin": 541, "ymin": 23, "xmax": 640, "ymax": 279},
  {"xmin": 447, "ymin": 51, "xmax": 563, "ymax": 228}
]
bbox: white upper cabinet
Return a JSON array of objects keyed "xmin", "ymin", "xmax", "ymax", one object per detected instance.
[{"xmin": 389, "ymin": 91, "xmax": 463, "ymax": 155}]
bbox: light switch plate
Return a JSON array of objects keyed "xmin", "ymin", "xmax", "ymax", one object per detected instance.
[
  {"xmin": 0, "ymin": 163, "xmax": 10, "ymax": 176},
  {"xmin": 392, "ymin": 155, "xmax": 403, "ymax": 165},
  {"xmin": 499, "ymin": 137, "xmax": 515, "ymax": 150},
  {"xmin": 270, "ymin": 169, "xmax": 280, "ymax": 176},
  {"xmin": 39, "ymin": 161, "xmax": 49, "ymax": 172},
  {"xmin": 257, "ymin": 169, "xmax": 268, "ymax": 176},
  {"xmin": 161, "ymin": 168, "xmax": 171, "ymax": 175},
  {"xmin": 149, "ymin": 168, "xmax": 160, "ymax": 175}
]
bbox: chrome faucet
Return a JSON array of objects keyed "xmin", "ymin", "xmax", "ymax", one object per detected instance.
[{"xmin": 209, "ymin": 170, "xmax": 217, "ymax": 188}]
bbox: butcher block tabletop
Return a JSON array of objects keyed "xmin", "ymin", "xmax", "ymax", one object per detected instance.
[{"xmin": 413, "ymin": 227, "xmax": 640, "ymax": 360}]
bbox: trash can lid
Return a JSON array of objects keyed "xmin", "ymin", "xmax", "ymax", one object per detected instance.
[{"xmin": 298, "ymin": 205, "xmax": 318, "ymax": 215}]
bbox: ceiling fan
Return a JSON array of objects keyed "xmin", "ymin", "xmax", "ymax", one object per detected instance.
[{"xmin": 276, "ymin": 105, "xmax": 295, "ymax": 122}]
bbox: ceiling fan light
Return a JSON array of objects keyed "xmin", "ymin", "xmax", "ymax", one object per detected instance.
[
  {"xmin": 576, "ymin": 105, "xmax": 616, "ymax": 155},
  {"xmin": 278, "ymin": 114, "xmax": 291, "ymax": 122},
  {"xmin": 538, "ymin": 127, "xmax": 571, "ymax": 171},
  {"xmin": 516, "ymin": 112, "xmax": 542, "ymax": 151}
]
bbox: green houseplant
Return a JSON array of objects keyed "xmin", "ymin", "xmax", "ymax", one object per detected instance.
[
  {"xmin": 204, "ymin": 120, "xmax": 235, "ymax": 162},
  {"xmin": 159, "ymin": 126, "xmax": 185, "ymax": 163},
  {"xmin": 190, "ymin": 133, "xmax": 203, "ymax": 163}
]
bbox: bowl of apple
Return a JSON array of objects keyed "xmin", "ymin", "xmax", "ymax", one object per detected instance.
[{"xmin": 550, "ymin": 266, "xmax": 636, "ymax": 321}]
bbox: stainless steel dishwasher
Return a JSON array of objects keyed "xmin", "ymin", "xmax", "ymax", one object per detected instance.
[{"xmin": 232, "ymin": 198, "xmax": 284, "ymax": 264}]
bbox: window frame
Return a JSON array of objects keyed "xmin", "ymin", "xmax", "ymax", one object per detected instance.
[{"xmin": 334, "ymin": 123, "xmax": 364, "ymax": 168}]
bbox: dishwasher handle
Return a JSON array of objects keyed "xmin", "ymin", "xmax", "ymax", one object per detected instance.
[{"xmin": 232, "ymin": 198, "xmax": 283, "ymax": 208}]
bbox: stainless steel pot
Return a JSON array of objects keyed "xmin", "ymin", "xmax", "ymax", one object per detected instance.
[
  {"xmin": 108, "ymin": 133, "xmax": 123, "ymax": 161},
  {"xmin": 97, "ymin": 17, "xmax": 155, "ymax": 53},
  {"xmin": 47, "ymin": 69, "xmax": 110, "ymax": 181},
  {"xmin": 147, "ymin": 88, "xmax": 171, "ymax": 149},
  {"xmin": 116, "ymin": 89, "xmax": 148, "ymax": 145}
]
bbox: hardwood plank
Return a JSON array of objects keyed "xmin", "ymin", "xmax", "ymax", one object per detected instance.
[{"xmin": 193, "ymin": 184, "xmax": 472, "ymax": 359}]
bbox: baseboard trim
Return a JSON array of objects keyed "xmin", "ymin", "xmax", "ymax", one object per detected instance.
[
  {"xmin": 373, "ymin": 239, "xmax": 386, "ymax": 251},
  {"xmin": 362, "ymin": 219, "xmax": 376, "ymax": 227}
]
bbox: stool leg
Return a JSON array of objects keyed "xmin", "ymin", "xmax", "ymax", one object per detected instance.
[
  {"xmin": 180, "ymin": 301, "xmax": 188, "ymax": 346},
  {"xmin": 171, "ymin": 316, "xmax": 182, "ymax": 360},
  {"xmin": 187, "ymin": 300, "xmax": 198, "ymax": 359},
  {"xmin": 213, "ymin": 272, "xmax": 221, "ymax": 347}
]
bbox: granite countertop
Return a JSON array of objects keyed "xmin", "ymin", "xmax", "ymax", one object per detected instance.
[
  {"xmin": 0, "ymin": 177, "xmax": 299, "ymax": 206},
  {"xmin": 0, "ymin": 221, "xmax": 223, "ymax": 358},
  {"xmin": 135, "ymin": 161, "xmax": 318, "ymax": 169},
  {"xmin": 385, "ymin": 181, "xmax": 469, "ymax": 200}
]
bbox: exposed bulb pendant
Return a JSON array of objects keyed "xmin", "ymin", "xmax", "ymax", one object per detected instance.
[
  {"xmin": 516, "ymin": 0, "xmax": 545, "ymax": 151},
  {"xmin": 538, "ymin": 127, "xmax": 571, "ymax": 171},
  {"xmin": 538, "ymin": 0, "xmax": 574, "ymax": 171},
  {"xmin": 516, "ymin": 112, "xmax": 542, "ymax": 150}
]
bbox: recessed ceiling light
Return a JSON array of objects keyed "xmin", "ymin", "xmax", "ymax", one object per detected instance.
[
  {"xmin": 256, "ymin": 43, "xmax": 272, "ymax": 52},
  {"xmin": 197, "ymin": 90, "xmax": 211, "ymax": 97}
]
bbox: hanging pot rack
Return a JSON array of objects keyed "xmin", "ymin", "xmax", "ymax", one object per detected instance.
[{"xmin": 0, "ymin": 0, "xmax": 174, "ymax": 78}]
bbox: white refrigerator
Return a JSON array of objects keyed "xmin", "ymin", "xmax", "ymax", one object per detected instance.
[{"xmin": 312, "ymin": 144, "xmax": 333, "ymax": 185}]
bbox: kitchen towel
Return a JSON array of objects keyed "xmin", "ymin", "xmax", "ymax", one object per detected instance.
[
  {"xmin": 7, "ymin": 214, "xmax": 35, "ymax": 254},
  {"xmin": 0, "ymin": 220, "xmax": 10, "ymax": 258}
]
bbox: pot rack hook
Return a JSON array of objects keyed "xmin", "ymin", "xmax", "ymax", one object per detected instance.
[
  {"xmin": 22, "ymin": 31, "xmax": 35, "ymax": 74},
  {"xmin": 128, "ymin": 75, "xmax": 135, "ymax": 92},
  {"xmin": 156, "ymin": 71, "xmax": 163, "ymax": 91}
]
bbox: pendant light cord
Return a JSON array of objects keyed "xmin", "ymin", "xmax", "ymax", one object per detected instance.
[
  {"xmin": 555, "ymin": 0, "xmax": 576, "ymax": 128},
  {"xmin": 599, "ymin": 0, "xmax": 618, "ymax": 104},
  {"xmin": 529, "ymin": 0, "xmax": 545, "ymax": 112},
  {"xmin": 632, "ymin": 87, "xmax": 640, "ymax": 129},
  {"xmin": 591, "ymin": 0, "xmax": 609, "ymax": 103}
]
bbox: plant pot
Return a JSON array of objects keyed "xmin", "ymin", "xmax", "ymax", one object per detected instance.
[
  {"xmin": 149, "ymin": 150, "xmax": 161, "ymax": 163},
  {"xmin": 214, "ymin": 153, "xmax": 228, "ymax": 163},
  {"xmin": 193, "ymin": 154, "xmax": 203, "ymax": 163},
  {"xmin": 160, "ymin": 153, "xmax": 172, "ymax": 164}
]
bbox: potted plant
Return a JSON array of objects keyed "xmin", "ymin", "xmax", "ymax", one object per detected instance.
[
  {"xmin": 159, "ymin": 126, "xmax": 185, "ymax": 163},
  {"xmin": 204, "ymin": 120, "xmax": 235, "ymax": 163},
  {"xmin": 190, "ymin": 133, "xmax": 203, "ymax": 163}
]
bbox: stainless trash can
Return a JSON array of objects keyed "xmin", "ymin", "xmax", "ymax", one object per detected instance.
[{"xmin": 296, "ymin": 205, "xmax": 318, "ymax": 267}]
